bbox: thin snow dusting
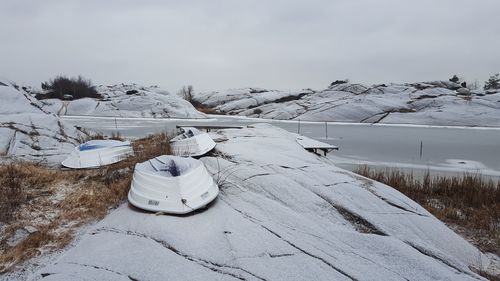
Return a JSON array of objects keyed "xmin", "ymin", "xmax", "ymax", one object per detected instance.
[
  {"xmin": 27, "ymin": 124, "xmax": 497, "ymax": 280},
  {"xmin": 0, "ymin": 79, "xmax": 81, "ymax": 164},
  {"xmin": 40, "ymin": 84, "xmax": 206, "ymax": 119},
  {"xmin": 193, "ymin": 82, "xmax": 500, "ymax": 126}
]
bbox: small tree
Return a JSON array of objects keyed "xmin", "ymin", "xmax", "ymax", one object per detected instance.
[
  {"xmin": 178, "ymin": 85, "xmax": 195, "ymax": 103},
  {"xmin": 484, "ymin": 74, "xmax": 500, "ymax": 90},
  {"xmin": 449, "ymin": 75, "xmax": 460, "ymax": 83}
]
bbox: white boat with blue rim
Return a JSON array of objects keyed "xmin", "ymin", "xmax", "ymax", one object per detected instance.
[{"xmin": 62, "ymin": 139, "xmax": 133, "ymax": 169}]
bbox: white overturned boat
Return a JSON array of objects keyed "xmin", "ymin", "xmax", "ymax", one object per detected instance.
[
  {"xmin": 128, "ymin": 155, "xmax": 219, "ymax": 214},
  {"xmin": 170, "ymin": 127, "xmax": 216, "ymax": 157},
  {"xmin": 62, "ymin": 140, "xmax": 134, "ymax": 169}
]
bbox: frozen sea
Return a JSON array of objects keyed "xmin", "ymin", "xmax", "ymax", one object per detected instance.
[{"xmin": 62, "ymin": 115, "xmax": 500, "ymax": 179}]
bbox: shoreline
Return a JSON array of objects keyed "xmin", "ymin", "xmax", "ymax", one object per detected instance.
[{"xmin": 61, "ymin": 114, "xmax": 500, "ymax": 130}]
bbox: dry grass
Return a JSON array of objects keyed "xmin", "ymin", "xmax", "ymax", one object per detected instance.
[
  {"xmin": 195, "ymin": 105, "xmax": 219, "ymax": 114},
  {"xmin": 0, "ymin": 163, "xmax": 25, "ymax": 223},
  {"xmin": 110, "ymin": 131, "xmax": 124, "ymax": 141},
  {"xmin": 77, "ymin": 128, "xmax": 125, "ymax": 143},
  {"xmin": 0, "ymin": 163, "xmax": 62, "ymax": 223},
  {"xmin": 355, "ymin": 166, "xmax": 500, "ymax": 254},
  {"xmin": 0, "ymin": 133, "xmax": 171, "ymax": 273}
]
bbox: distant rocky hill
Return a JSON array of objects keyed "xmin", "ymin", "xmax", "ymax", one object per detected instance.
[
  {"xmin": 38, "ymin": 84, "xmax": 206, "ymax": 119},
  {"xmin": 193, "ymin": 81, "xmax": 500, "ymax": 126},
  {"xmin": 0, "ymin": 79, "xmax": 81, "ymax": 164}
]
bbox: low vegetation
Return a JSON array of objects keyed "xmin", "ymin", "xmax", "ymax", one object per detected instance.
[
  {"xmin": 36, "ymin": 75, "xmax": 102, "ymax": 100},
  {"xmin": 484, "ymin": 73, "xmax": 500, "ymax": 90},
  {"xmin": 330, "ymin": 79, "xmax": 349, "ymax": 86},
  {"xmin": 177, "ymin": 84, "xmax": 220, "ymax": 114},
  {"xmin": 76, "ymin": 127, "xmax": 124, "ymax": 143},
  {"xmin": 355, "ymin": 166, "xmax": 500, "ymax": 254},
  {"xmin": 0, "ymin": 133, "xmax": 171, "ymax": 273},
  {"xmin": 178, "ymin": 85, "xmax": 195, "ymax": 103},
  {"xmin": 194, "ymin": 105, "xmax": 219, "ymax": 114}
]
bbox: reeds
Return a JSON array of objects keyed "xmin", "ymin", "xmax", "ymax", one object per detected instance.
[{"xmin": 355, "ymin": 165, "xmax": 500, "ymax": 254}]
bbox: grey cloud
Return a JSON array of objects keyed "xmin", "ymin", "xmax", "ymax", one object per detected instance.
[{"xmin": 1, "ymin": 0, "xmax": 499, "ymax": 92}]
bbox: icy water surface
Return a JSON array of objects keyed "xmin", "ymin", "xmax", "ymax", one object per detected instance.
[{"xmin": 62, "ymin": 115, "xmax": 500, "ymax": 177}]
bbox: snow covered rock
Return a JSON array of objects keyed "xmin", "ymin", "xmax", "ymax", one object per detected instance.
[
  {"xmin": 456, "ymin": 88, "xmax": 471, "ymax": 95},
  {"xmin": 6, "ymin": 226, "xmax": 38, "ymax": 248},
  {"xmin": 0, "ymin": 79, "xmax": 81, "ymax": 164},
  {"xmin": 29, "ymin": 124, "xmax": 496, "ymax": 280},
  {"xmin": 193, "ymin": 82, "xmax": 500, "ymax": 126},
  {"xmin": 39, "ymin": 84, "xmax": 206, "ymax": 119}
]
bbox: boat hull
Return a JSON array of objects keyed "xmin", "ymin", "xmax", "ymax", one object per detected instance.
[
  {"xmin": 128, "ymin": 155, "xmax": 219, "ymax": 214},
  {"xmin": 62, "ymin": 140, "xmax": 133, "ymax": 169},
  {"xmin": 170, "ymin": 129, "xmax": 216, "ymax": 157}
]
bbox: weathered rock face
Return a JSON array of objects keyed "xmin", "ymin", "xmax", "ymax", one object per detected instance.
[
  {"xmin": 193, "ymin": 82, "xmax": 500, "ymax": 126},
  {"xmin": 0, "ymin": 80, "xmax": 81, "ymax": 164},
  {"xmin": 456, "ymin": 88, "xmax": 471, "ymax": 95},
  {"xmin": 27, "ymin": 124, "xmax": 497, "ymax": 280},
  {"xmin": 38, "ymin": 84, "xmax": 206, "ymax": 119}
]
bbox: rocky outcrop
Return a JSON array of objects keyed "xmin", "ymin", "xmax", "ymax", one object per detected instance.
[
  {"xmin": 0, "ymin": 79, "xmax": 81, "ymax": 164},
  {"xmin": 39, "ymin": 84, "xmax": 206, "ymax": 119},
  {"xmin": 28, "ymin": 124, "xmax": 497, "ymax": 280},
  {"xmin": 193, "ymin": 81, "xmax": 500, "ymax": 126}
]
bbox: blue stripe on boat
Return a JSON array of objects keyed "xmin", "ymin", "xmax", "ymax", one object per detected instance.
[{"xmin": 79, "ymin": 144, "xmax": 105, "ymax": 151}]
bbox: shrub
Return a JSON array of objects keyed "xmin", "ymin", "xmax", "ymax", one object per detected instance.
[
  {"xmin": 330, "ymin": 79, "xmax": 349, "ymax": 86},
  {"xmin": 253, "ymin": 108, "xmax": 263, "ymax": 115},
  {"xmin": 449, "ymin": 74, "xmax": 460, "ymax": 83},
  {"xmin": 36, "ymin": 75, "xmax": 101, "ymax": 100},
  {"xmin": 126, "ymin": 90, "xmax": 139, "ymax": 95}
]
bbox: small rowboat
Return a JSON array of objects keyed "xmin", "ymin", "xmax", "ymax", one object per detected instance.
[
  {"xmin": 170, "ymin": 127, "xmax": 216, "ymax": 157},
  {"xmin": 62, "ymin": 140, "xmax": 133, "ymax": 169},
  {"xmin": 128, "ymin": 155, "xmax": 219, "ymax": 214}
]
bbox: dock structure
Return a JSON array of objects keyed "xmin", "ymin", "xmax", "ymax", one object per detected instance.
[
  {"xmin": 296, "ymin": 136, "xmax": 338, "ymax": 156},
  {"xmin": 176, "ymin": 125, "xmax": 244, "ymax": 132}
]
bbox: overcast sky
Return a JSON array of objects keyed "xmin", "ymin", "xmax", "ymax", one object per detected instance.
[{"xmin": 1, "ymin": 0, "xmax": 499, "ymax": 92}]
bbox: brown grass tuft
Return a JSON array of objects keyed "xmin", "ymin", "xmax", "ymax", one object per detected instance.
[
  {"xmin": 195, "ymin": 105, "xmax": 220, "ymax": 115},
  {"xmin": 0, "ymin": 133, "xmax": 171, "ymax": 273},
  {"xmin": 0, "ymin": 164, "xmax": 25, "ymax": 223},
  {"xmin": 355, "ymin": 165, "xmax": 500, "ymax": 254},
  {"xmin": 0, "ymin": 162, "xmax": 63, "ymax": 223},
  {"xmin": 77, "ymin": 127, "xmax": 125, "ymax": 143}
]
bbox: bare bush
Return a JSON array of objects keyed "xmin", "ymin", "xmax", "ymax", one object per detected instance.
[
  {"xmin": 178, "ymin": 85, "xmax": 195, "ymax": 103},
  {"xmin": 330, "ymin": 79, "xmax": 349, "ymax": 86},
  {"xmin": 36, "ymin": 75, "xmax": 101, "ymax": 100}
]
